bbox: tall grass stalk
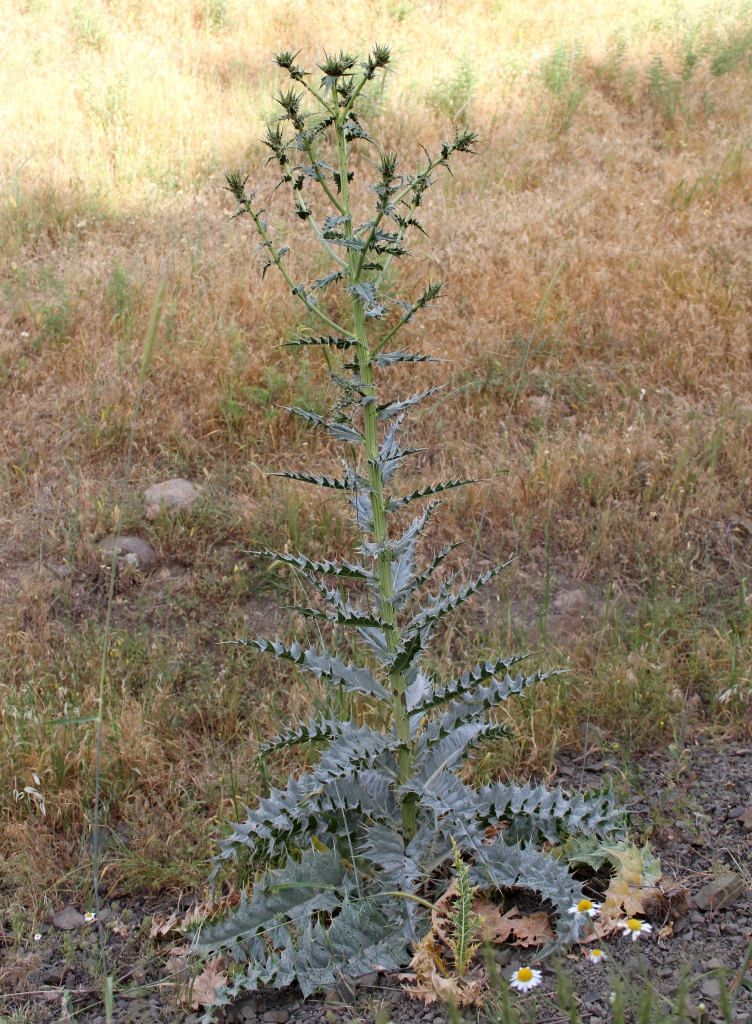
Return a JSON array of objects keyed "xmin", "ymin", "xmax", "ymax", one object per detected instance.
[{"xmin": 92, "ymin": 282, "xmax": 165, "ymax": 921}]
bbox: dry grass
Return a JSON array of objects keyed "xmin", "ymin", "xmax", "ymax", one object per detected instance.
[{"xmin": 2, "ymin": 0, "xmax": 752, "ymax": 907}]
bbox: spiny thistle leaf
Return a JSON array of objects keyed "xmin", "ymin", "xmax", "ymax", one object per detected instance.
[
  {"xmin": 282, "ymin": 335, "xmax": 357, "ymax": 349},
  {"xmin": 386, "ymin": 478, "xmax": 475, "ymax": 512},
  {"xmin": 254, "ymin": 549, "xmax": 372, "ymax": 581},
  {"xmin": 236, "ymin": 638, "xmax": 390, "ymax": 701},
  {"xmin": 377, "ymin": 385, "xmax": 443, "ymax": 421}
]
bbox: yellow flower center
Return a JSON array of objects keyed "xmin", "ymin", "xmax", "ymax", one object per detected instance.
[
  {"xmin": 627, "ymin": 918, "xmax": 642, "ymax": 931},
  {"xmin": 577, "ymin": 899, "xmax": 594, "ymax": 912},
  {"xmin": 592, "ymin": 949, "xmax": 602, "ymax": 958},
  {"xmin": 517, "ymin": 968, "xmax": 534, "ymax": 983}
]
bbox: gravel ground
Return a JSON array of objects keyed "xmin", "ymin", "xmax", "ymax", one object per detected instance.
[{"xmin": 2, "ymin": 739, "xmax": 750, "ymax": 1024}]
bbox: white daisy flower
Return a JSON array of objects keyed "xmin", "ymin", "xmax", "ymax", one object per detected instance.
[
  {"xmin": 33, "ymin": 933, "xmax": 42, "ymax": 941},
  {"xmin": 587, "ymin": 948, "xmax": 607, "ymax": 964},
  {"xmin": 509, "ymin": 967, "xmax": 542, "ymax": 993},
  {"xmin": 84, "ymin": 911, "xmax": 96, "ymax": 923},
  {"xmin": 568, "ymin": 898, "xmax": 601, "ymax": 919},
  {"xmin": 619, "ymin": 918, "xmax": 652, "ymax": 941}
]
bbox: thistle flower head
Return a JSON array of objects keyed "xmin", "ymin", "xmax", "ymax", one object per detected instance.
[
  {"xmin": 318, "ymin": 51, "xmax": 358, "ymax": 93},
  {"xmin": 273, "ymin": 50, "xmax": 307, "ymax": 81}
]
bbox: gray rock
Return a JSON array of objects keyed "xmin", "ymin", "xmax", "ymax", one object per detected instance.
[
  {"xmin": 693, "ymin": 872, "xmax": 744, "ymax": 912},
  {"xmin": 43, "ymin": 966, "xmax": 67, "ymax": 985},
  {"xmin": 143, "ymin": 478, "xmax": 200, "ymax": 520},
  {"xmin": 262, "ymin": 1013, "xmax": 289, "ymax": 1023},
  {"xmin": 99, "ymin": 535, "xmax": 157, "ymax": 570},
  {"xmin": 358, "ymin": 972, "xmax": 379, "ymax": 988},
  {"xmin": 551, "ymin": 588, "xmax": 592, "ymax": 616},
  {"xmin": 701, "ymin": 978, "xmax": 721, "ymax": 1000},
  {"xmin": 52, "ymin": 906, "xmax": 86, "ymax": 930}
]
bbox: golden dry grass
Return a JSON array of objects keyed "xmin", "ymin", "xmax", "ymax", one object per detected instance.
[{"xmin": 2, "ymin": 0, "xmax": 752, "ymax": 904}]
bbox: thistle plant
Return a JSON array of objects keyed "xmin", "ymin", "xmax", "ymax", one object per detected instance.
[{"xmin": 197, "ymin": 46, "xmax": 624, "ymax": 1004}]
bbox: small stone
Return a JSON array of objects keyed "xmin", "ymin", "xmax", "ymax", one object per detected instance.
[
  {"xmin": 551, "ymin": 588, "xmax": 591, "ymax": 616},
  {"xmin": 703, "ymin": 958, "xmax": 723, "ymax": 970},
  {"xmin": 495, "ymin": 948, "xmax": 511, "ymax": 967},
  {"xmin": 99, "ymin": 535, "xmax": 157, "ymax": 570},
  {"xmin": 432, "ymin": 1017, "xmax": 445, "ymax": 1024},
  {"xmin": 43, "ymin": 966, "xmax": 66, "ymax": 985},
  {"xmin": 143, "ymin": 478, "xmax": 201, "ymax": 520},
  {"xmin": 263, "ymin": 1013, "xmax": 289, "ymax": 1023},
  {"xmin": 728, "ymin": 807, "xmax": 745, "ymax": 819},
  {"xmin": 240, "ymin": 1011, "xmax": 256, "ymax": 1023},
  {"xmin": 97, "ymin": 906, "xmax": 112, "ymax": 923},
  {"xmin": 701, "ymin": 978, "xmax": 721, "ymax": 1000},
  {"xmin": 694, "ymin": 872, "xmax": 745, "ymax": 912},
  {"xmin": 358, "ymin": 972, "xmax": 379, "ymax": 988},
  {"xmin": 52, "ymin": 906, "xmax": 86, "ymax": 930},
  {"xmin": 689, "ymin": 911, "xmax": 704, "ymax": 924}
]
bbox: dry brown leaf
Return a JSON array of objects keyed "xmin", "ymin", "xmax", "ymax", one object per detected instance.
[
  {"xmin": 149, "ymin": 911, "xmax": 180, "ymax": 939},
  {"xmin": 658, "ymin": 921, "xmax": 674, "ymax": 940},
  {"xmin": 112, "ymin": 921, "xmax": 129, "ymax": 937},
  {"xmin": 509, "ymin": 911, "xmax": 555, "ymax": 947},
  {"xmin": 473, "ymin": 900, "xmax": 517, "ymax": 944},
  {"xmin": 402, "ymin": 968, "xmax": 486, "ymax": 1007},
  {"xmin": 408, "ymin": 933, "xmax": 449, "ymax": 981},
  {"xmin": 472, "ymin": 901, "xmax": 554, "ymax": 947},
  {"xmin": 189, "ymin": 956, "xmax": 227, "ymax": 1009},
  {"xmin": 431, "ymin": 879, "xmax": 459, "ymax": 947}
]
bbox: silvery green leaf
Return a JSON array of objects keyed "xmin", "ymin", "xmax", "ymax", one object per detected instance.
[
  {"xmin": 427, "ymin": 669, "xmax": 550, "ymax": 727},
  {"xmin": 320, "ymin": 770, "xmax": 399, "ymax": 823},
  {"xmin": 372, "ymin": 350, "xmax": 440, "ymax": 367},
  {"xmin": 356, "ymin": 626, "xmax": 393, "ymax": 664},
  {"xmin": 273, "ymin": 470, "xmax": 369, "ymax": 492},
  {"xmin": 285, "ymin": 406, "xmax": 364, "ymax": 444},
  {"xmin": 260, "ymin": 716, "xmax": 346, "ymax": 756},
  {"xmin": 323, "ymin": 215, "xmax": 350, "ymax": 230},
  {"xmin": 282, "ymin": 335, "xmax": 357, "ymax": 349},
  {"xmin": 407, "ymin": 722, "xmax": 487, "ymax": 788},
  {"xmin": 197, "ymin": 848, "xmax": 353, "ymax": 956},
  {"xmin": 313, "ymin": 723, "xmax": 400, "ymax": 782},
  {"xmin": 374, "ymin": 415, "xmax": 422, "ymax": 485},
  {"xmin": 295, "ymin": 605, "xmax": 387, "ymax": 629},
  {"xmin": 405, "ymin": 563, "xmax": 510, "ymax": 634},
  {"xmin": 377, "ymin": 386, "xmax": 443, "ymax": 421},
  {"xmin": 310, "ymin": 272, "xmax": 345, "ymax": 291},
  {"xmin": 238, "ymin": 638, "xmax": 389, "ymax": 700},
  {"xmin": 348, "ymin": 282, "xmax": 378, "ymax": 307},
  {"xmin": 253, "ymin": 549, "xmax": 372, "ymax": 580},
  {"xmin": 386, "ymin": 478, "xmax": 475, "ymax": 513},
  {"xmin": 390, "ymin": 501, "xmax": 443, "ymax": 557},
  {"xmin": 412, "ymin": 654, "xmax": 528, "ymax": 712},
  {"xmin": 350, "ymin": 492, "xmax": 374, "ymax": 532},
  {"xmin": 405, "ymin": 671, "xmax": 433, "ymax": 711}
]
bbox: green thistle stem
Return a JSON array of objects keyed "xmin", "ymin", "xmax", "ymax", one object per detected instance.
[{"xmin": 334, "ymin": 110, "xmax": 416, "ymax": 836}]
